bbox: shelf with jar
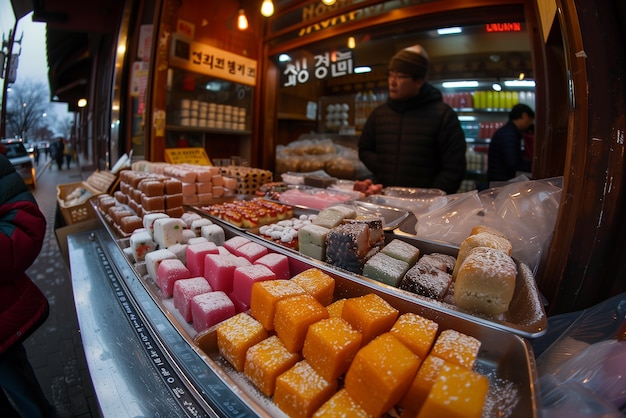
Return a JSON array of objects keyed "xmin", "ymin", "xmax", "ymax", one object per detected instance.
[{"xmin": 165, "ymin": 67, "xmax": 253, "ymax": 142}]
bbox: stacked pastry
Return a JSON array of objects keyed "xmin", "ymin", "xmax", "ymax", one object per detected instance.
[{"xmin": 452, "ymin": 226, "xmax": 517, "ymax": 316}]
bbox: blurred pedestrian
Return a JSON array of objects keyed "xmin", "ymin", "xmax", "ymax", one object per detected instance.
[
  {"xmin": 63, "ymin": 140, "xmax": 72, "ymax": 170},
  {"xmin": 0, "ymin": 147, "xmax": 56, "ymax": 417},
  {"xmin": 49, "ymin": 137, "xmax": 64, "ymax": 171}
]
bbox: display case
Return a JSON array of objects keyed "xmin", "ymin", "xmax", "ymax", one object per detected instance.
[{"xmin": 68, "ymin": 196, "xmax": 543, "ymax": 417}]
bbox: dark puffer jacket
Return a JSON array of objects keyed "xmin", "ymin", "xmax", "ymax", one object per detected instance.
[
  {"xmin": 0, "ymin": 154, "xmax": 48, "ymax": 355},
  {"xmin": 358, "ymin": 82, "xmax": 467, "ymax": 194}
]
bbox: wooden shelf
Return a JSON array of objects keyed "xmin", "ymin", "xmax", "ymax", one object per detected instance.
[{"xmin": 166, "ymin": 125, "xmax": 251, "ymax": 135}]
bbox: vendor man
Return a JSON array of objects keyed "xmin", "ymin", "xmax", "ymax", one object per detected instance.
[{"xmin": 358, "ymin": 45, "xmax": 467, "ymax": 194}]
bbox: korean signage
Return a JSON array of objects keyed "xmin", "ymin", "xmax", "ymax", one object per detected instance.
[
  {"xmin": 169, "ymin": 33, "xmax": 257, "ymax": 87},
  {"xmin": 283, "ymin": 50, "xmax": 353, "ymax": 87}
]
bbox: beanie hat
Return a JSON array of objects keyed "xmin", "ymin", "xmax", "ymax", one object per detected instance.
[{"xmin": 389, "ymin": 49, "xmax": 429, "ymax": 79}]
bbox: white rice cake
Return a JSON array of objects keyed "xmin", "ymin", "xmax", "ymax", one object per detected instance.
[
  {"xmin": 129, "ymin": 231, "xmax": 157, "ymax": 263},
  {"xmin": 153, "ymin": 218, "xmax": 186, "ymax": 249}
]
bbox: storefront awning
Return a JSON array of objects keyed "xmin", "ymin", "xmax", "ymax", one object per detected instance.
[{"xmin": 32, "ymin": 0, "xmax": 123, "ymax": 110}]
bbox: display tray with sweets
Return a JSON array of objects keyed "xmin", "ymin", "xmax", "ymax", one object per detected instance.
[
  {"xmin": 196, "ymin": 195, "xmax": 297, "ymax": 230},
  {"xmin": 376, "ymin": 233, "xmax": 547, "ymax": 339},
  {"xmin": 269, "ymin": 184, "xmax": 362, "ymax": 210},
  {"xmin": 97, "ymin": 204, "xmax": 538, "ymax": 418},
  {"xmin": 189, "ymin": 238, "xmax": 539, "ymax": 418}
]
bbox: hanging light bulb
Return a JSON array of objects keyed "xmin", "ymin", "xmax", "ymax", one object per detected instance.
[
  {"xmin": 322, "ymin": 0, "xmax": 337, "ymax": 5},
  {"xmin": 237, "ymin": 8, "xmax": 248, "ymax": 30},
  {"xmin": 261, "ymin": 0, "xmax": 274, "ymax": 17},
  {"xmin": 347, "ymin": 36, "xmax": 356, "ymax": 49}
]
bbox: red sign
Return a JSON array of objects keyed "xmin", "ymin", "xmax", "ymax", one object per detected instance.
[{"xmin": 485, "ymin": 22, "xmax": 522, "ymax": 32}]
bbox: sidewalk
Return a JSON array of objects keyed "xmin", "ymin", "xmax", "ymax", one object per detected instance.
[{"xmin": 25, "ymin": 157, "xmax": 100, "ymax": 418}]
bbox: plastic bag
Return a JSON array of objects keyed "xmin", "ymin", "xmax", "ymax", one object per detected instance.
[
  {"xmin": 415, "ymin": 190, "xmax": 485, "ymax": 245},
  {"xmin": 534, "ymin": 293, "xmax": 626, "ymax": 417},
  {"xmin": 415, "ymin": 177, "xmax": 562, "ymax": 274}
]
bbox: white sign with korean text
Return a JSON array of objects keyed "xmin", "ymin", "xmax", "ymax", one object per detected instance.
[
  {"xmin": 169, "ymin": 33, "xmax": 257, "ymax": 86},
  {"xmin": 283, "ymin": 50, "xmax": 353, "ymax": 87}
]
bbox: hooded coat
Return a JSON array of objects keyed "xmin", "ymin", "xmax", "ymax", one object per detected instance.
[
  {"xmin": 358, "ymin": 82, "xmax": 467, "ymax": 194},
  {"xmin": 0, "ymin": 154, "xmax": 48, "ymax": 355}
]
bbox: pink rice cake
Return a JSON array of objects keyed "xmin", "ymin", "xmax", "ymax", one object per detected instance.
[
  {"xmin": 173, "ymin": 277, "xmax": 213, "ymax": 322},
  {"xmin": 228, "ymin": 291, "xmax": 250, "ymax": 313},
  {"xmin": 204, "ymin": 253, "xmax": 252, "ymax": 293},
  {"xmin": 223, "ymin": 236, "xmax": 251, "ymax": 253},
  {"xmin": 191, "ymin": 291, "xmax": 236, "ymax": 332},
  {"xmin": 232, "ymin": 264, "xmax": 276, "ymax": 306},
  {"xmin": 254, "ymin": 253, "xmax": 291, "ymax": 280},
  {"xmin": 145, "ymin": 249, "xmax": 177, "ymax": 281},
  {"xmin": 156, "ymin": 258, "xmax": 191, "ymax": 298},
  {"xmin": 234, "ymin": 241, "xmax": 269, "ymax": 263},
  {"xmin": 186, "ymin": 241, "xmax": 220, "ymax": 276}
]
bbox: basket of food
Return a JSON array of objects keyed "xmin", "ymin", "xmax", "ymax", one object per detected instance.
[{"xmin": 57, "ymin": 170, "xmax": 118, "ymax": 224}]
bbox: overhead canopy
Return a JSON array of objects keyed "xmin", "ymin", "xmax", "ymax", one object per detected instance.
[{"xmin": 31, "ymin": 0, "xmax": 123, "ymax": 110}]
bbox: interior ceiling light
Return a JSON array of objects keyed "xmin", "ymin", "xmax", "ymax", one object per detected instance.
[
  {"xmin": 261, "ymin": 0, "xmax": 274, "ymax": 17},
  {"xmin": 347, "ymin": 36, "xmax": 356, "ymax": 49},
  {"xmin": 518, "ymin": 72, "xmax": 526, "ymax": 80},
  {"xmin": 278, "ymin": 53, "xmax": 291, "ymax": 62},
  {"xmin": 442, "ymin": 80, "xmax": 479, "ymax": 89},
  {"xmin": 504, "ymin": 79, "xmax": 536, "ymax": 87},
  {"xmin": 322, "ymin": 0, "xmax": 337, "ymax": 5},
  {"xmin": 492, "ymin": 82, "xmax": 502, "ymax": 91},
  {"xmin": 237, "ymin": 8, "xmax": 248, "ymax": 30},
  {"xmin": 354, "ymin": 66, "xmax": 371, "ymax": 74},
  {"xmin": 437, "ymin": 27, "xmax": 462, "ymax": 36}
]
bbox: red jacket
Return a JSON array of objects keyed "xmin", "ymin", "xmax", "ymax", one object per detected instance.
[{"xmin": 0, "ymin": 154, "xmax": 48, "ymax": 354}]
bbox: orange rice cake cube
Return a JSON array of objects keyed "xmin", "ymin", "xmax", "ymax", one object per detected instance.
[
  {"xmin": 312, "ymin": 388, "xmax": 370, "ymax": 418},
  {"xmin": 430, "ymin": 329, "xmax": 481, "ymax": 369},
  {"xmin": 250, "ymin": 280, "xmax": 306, "ymax": 330},
  {"xmin": 302, "ymin": 317, "xmax": 363, "ymax": 381},
  {"xmin": 326, "ymin": 298, "xmax": 345, "ymax": 318},
  {"xmin": 291, "ymin": 268, "xmax": 336, "ymax": 306},
  {"xmin": 345, "ymin": 333, "xmax": 421, "ymax": 417},
  {"xmin": 390, "ymin": 313, "xmax": 439, "ymax": 359},
  {"xmin": 216, "ymin": 313, "xmax": 267, "ymax": 372},
  {"xmin": 399, "ymin": 355, "xmax": 448, "ymax": 412},
  {"xmin": 341, "ymin": 293, "xmax": 399, "ymax": 345},
  {"xmin": 416, "ymin": 364, "xmax": 489, "ymax": 418},
  {"xmin": 274, "ymin": 294, "xmax": 329, "ymax": 352},
  {"xmin": 275, "ymin": 360, "xmax": 338, "ymax": 418},
  {"xmin": 244, "ymin": 335, "xmax": 300, "ymax": 397}
]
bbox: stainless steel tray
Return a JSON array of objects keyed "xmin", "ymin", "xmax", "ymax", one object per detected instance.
[
  {"xmin": 93, "ymin": 202, "xmax": 539, "ymax": 417},
  {"xmin": 192, "ymin": 247, "xmax": 538, "ymax": 418},
  {"xmin": 377, "ymin": 233, "xmax": 548, "ymax": 339}
]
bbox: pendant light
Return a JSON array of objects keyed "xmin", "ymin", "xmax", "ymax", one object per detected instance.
[
  {"xmin": 322, "ymin": 0, "xmax": 337, "ymax": 5},
  {"xmin": 261, "ymin": 0, "xmax": 274, "ymax": 17},
  {"xmin": 237, "ymin": 8, "xmax": 248, "ymax": 30}
]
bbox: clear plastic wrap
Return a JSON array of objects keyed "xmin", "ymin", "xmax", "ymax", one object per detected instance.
[
  {"xmin": 533, "ymin": 293, "xmax": 626, "ymax": 417},
  {"xmin": 415, "ymin": 177, "xmax": 563, "ymax": 274}
]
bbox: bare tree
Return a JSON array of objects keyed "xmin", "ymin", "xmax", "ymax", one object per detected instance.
[{"xmin": 5, "ymin": 79, "xmax": 50, "ymax": 140}]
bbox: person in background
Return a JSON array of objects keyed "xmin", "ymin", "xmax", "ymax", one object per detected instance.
[
  {"xmin": 0, "ymin": 145, "xmax": 55, "ymax": 417},
  {"xmin": 50, "ymin": 137, "xmax": 64, "ymax": 171},
  {"xmin": 63, "ymin": 139, "xmax": 72, "ymax": 170},
  {"xmin": 358, "ymin": 44, "xmax": 467, "ymax": 195},
  {"xmin": 487, "ymin": 103, "xmax": 535, "ymax": 183}
]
